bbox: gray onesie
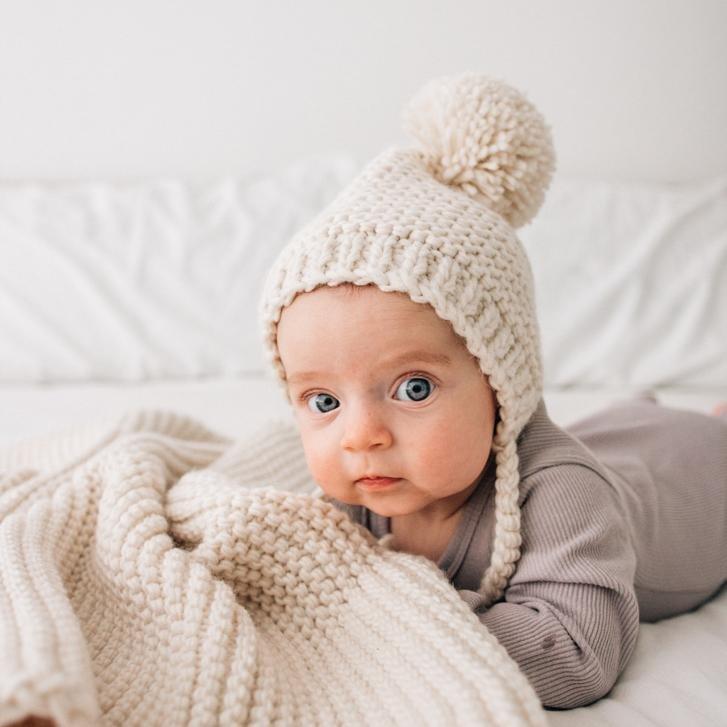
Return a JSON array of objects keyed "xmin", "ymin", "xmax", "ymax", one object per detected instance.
[{"xmin": 326, "ymin": 395, "xmax": 727, "ymax": 709}]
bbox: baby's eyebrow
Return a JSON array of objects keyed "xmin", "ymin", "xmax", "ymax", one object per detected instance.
[{"xmin": 286, "ymin": 350, "xmax": 452, "ymax": 385}]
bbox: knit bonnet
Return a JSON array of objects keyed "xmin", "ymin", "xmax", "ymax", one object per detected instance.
[{"xmin": 258, "ymin": 72, "xmax": 556, "ymax": 607}]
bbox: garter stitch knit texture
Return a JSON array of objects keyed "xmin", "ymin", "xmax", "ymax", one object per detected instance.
[
  {"xmin": 258, "ymin": 72, "xmax": 556, "ymax": 607},
  {"xmin": 0, "ymin": 411, "xmax": 547, "ymax": 726}
]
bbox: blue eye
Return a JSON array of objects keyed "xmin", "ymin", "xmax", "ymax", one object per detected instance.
[
  {"xmin": 304, "ymin": 378, "xmax": 433, "ymax": 411},
  {"xmin": 307, "ymin": 393, "xmax": 340, "ymax": 414},
  {"xmin": 395, "ymin": 376, "xmax": 433, "ymax": 402}
]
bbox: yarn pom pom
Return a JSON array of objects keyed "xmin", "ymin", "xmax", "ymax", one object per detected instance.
[{"xmin": 402, "ymin": 73, "xmax": 556, "ymax": 228}]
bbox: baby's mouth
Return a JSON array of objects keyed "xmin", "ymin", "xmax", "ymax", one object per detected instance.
[{"xmin": 356, "ymin": 476, "xmax": 401, "ymax": 489}]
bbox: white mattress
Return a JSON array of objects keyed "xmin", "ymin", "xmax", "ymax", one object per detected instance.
[{"xmin": 0, "ymin": 378, "xmax": 725, "ymax": 726}]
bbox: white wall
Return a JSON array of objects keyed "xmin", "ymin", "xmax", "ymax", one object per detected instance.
[{"xmin": 0, "ymin": 0, "xmax": 725, "ymax": 183}]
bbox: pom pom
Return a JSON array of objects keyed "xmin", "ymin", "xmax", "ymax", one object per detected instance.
[{"xmin": 402, "ymin": 72, "xmax": 556, "ymax": 228}]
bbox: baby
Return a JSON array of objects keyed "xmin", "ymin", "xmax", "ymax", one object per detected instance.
[
  {"xmin": 258, "ymin": 73, "xmax": 727, "ymax": 710},
  {"xmin": 275, "ymin": 281, "xmax": 498, "ymax": 564}
]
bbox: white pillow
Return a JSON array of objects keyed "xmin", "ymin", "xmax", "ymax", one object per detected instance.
[
  {"xmin": 0, "ymin": 156, "xmax": 358, "ymax": 382},
  {"xmin": 519, "ymin": 173, "xmax": 727, "ymax": 389},
  {"xmin": 1, "ymin": 163, "xmax": 725, "ymax": 388}
]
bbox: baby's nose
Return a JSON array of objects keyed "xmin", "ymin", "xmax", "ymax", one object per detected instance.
[{"xmin": 340, "ymin": 405, "xmax": 393, "ymax": 451}]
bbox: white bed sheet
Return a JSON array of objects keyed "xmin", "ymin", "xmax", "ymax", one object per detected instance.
[{"xmin": 1, "ymin": 379, "xmax": 725, "ymax": 725}]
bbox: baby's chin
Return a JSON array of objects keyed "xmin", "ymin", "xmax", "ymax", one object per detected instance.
[
  {"xmin": 322, "ymin": 482, "xmax": 416, "ymax": 516},
  {"xmin": 356, "ymin": 491, "xmax": 429, "ymax": 519}
]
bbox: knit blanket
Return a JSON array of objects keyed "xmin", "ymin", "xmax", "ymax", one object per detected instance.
[{"xmin": 0, "ymin": 410, "xmax": 546, "ymax": 726}]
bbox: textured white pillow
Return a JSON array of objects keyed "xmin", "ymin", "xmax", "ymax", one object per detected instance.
[
  {"xmin": 0, "ymin": 156, "xmax": 359, "ymax": 382},
  {"xmin": 0, "ymin": 163, "xmax": 725, "ymax": 387},
  {"xmin": 519, "ymin": 173, "xmax": 727, "ymax": 389}
]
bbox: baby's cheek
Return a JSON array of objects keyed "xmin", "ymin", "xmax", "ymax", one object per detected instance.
[
  {"xmin": 414, "ymin": 417, "xmax": 484, "ymax": 484},
  {"xmin": 414, "ymin": 429, "xmax": 454, "ymax": 478},
  {"xmin": 301, "ymin": 434, "xmax": 345, "ymax": 489}
]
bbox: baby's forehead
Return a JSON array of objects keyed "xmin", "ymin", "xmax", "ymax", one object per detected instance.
[
  {"xmin": 290, "ymin": 283, "xmax": 460, "ymax": 333},
  {"xmin": 280, "ymin": 284, "xmax": 471, "ymax": 363},
  {"xmin": 299, "ymin": 285, "xmax": 450, "ymax": 332}
]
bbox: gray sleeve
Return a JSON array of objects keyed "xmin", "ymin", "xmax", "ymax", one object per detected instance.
[{"xmin": 470, "ymin": 464, "xmax": 640, "ymax": 709}]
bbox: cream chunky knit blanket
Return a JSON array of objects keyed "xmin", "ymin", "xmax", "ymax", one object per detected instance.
[{"xmin": 0, "ymin": 410, "xmax": 546, "ymax": 726}]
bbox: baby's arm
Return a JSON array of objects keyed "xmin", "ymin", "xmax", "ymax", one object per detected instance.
[{"xmin": 463, "ymin": 464, "xmax": 640, "ymax": 710}]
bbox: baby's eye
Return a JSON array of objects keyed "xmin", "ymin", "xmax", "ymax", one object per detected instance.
[
  {"xmin": 394, "ymin": 376, "xmax": 434, "ymax": 402},
  {"xmin": 304, "ymin": 379, "xmax": 433, "ymax": 411},
  {"xmin": 306, "ymin": 393, "xmax": 340, "ymax": 414}
]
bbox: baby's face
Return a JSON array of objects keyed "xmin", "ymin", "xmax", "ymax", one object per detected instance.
[{"xmin": 276, "ymin": 283, "xmax": 497, "ymax": 523}]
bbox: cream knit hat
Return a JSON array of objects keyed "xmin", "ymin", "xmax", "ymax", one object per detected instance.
[{"xmin": 258, "ymin": 72, "xmax": 556, "ymax": 608}]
